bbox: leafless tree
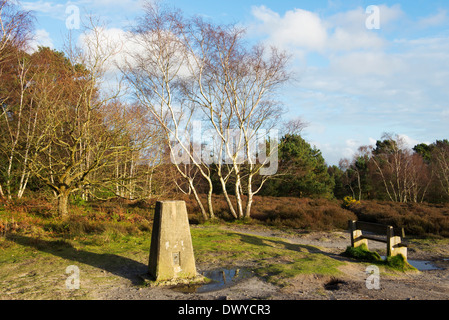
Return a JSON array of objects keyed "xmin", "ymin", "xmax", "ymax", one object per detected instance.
[
  {"xmin": 0, "ymin": 1, "xmax": 34, "ymax": 200},
  {"xmin": 370, "ymin": 133, "xmax": 430, "ymax": 203},
  {"xmin": 0, "ymin": 0, "xmax": 33, "ymax": 58},
  {"xmin": 432, "ymin": 141, "xmax": 449, "ymax": 198},
  {"xmin": 122, "ymin": 2, "xmax": 290, "ymax": 219},
  {"xmin": 24, "ymin": 22, "xmax": 149, "ymax": 216},
  {"xmin": 0, "ymin": 53, "xmax": 38, "ymax": 200},
  {"xmin": 121, "ymin": 2, "xmax": 215, "ymax": 220},
  {"xmin": 179, "ymin": 16, "xmax": 291, "ymax": 219}
]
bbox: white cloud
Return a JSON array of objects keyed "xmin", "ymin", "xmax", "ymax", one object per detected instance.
[
  {"xmin": 22, "ymin": 1, "xmax": 64, "ymax": 13},
  {"xmin": 329, "ymin": 51, "xmax": 406, "ymax": 77},
  {"xmin": 22, "ymin": 1, "xmax": 66, "ymax": 20},
  {"xmin": 77, "ymin": 27, "xmax": 129, "ymax": 68},
  {"xmin": 304, "ymin": 122, "xmax": 326, "ymax": 135},
  {"xmin": 309, "ymin": 139, "xmax": 360, "ymax": 165},
  {"xmin": 345, "ymin": 139, "xmax": 359, "ymax": 148},
  {"xmin": 251, "ymin": 6, "xmax": 328, "ymax": 52},
  {"xmin": 326, "ymin": 27, "xmax": 386, "ymax": 52},
  {"xmin": 288, "ymin": 31, "xmax": 449, "ymax": 141},
  {"xmin": 78, "ymin": 0, "xmax": 144, "ymax": 10},
  {"xmin": 250, "ymin": 5, "xmax": 403, "ymax": 55},
  {"xmin": 368, "ymin": 137, "xmax": 377, "ymax": 146},
  {"xmin": 327, "ymin": 4, "xmax": 403, "ymax": 30},
  {"xmin": 76, "ymin": 26, "xmax": 194, "ymax": 96},
  {"xmin": 397, "ymin": 134, "xmax": 420, "ymax": 150},
  {"xmin": 23, "ymin": 0, "xmax": 144, "ymax": 13},
  {"xmin": 22, "ymin": 0, "xmax": 145, "ymax": 28},
  {"xmin": 418, "ymin": 9, "xmax": 448, "ymax": 28},
  {"xmin": 322, "ymin": 5, "xmax": 402, "ymax": 52},
  {"xmin": 377, "ymin": 4, "xmax": 405, "ymax": 25},
  {"xmin": 77, "ymin": 26, "xmax": 189, "ymax": 73},
  {"xmin": 28, "ymin": 29, "xmax": 54, "ymax": 53}
]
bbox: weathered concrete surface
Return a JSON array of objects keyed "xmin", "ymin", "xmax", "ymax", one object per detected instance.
[{"xmin": 148, "ymin": 201, "xmax": 198, "ymax": 281}]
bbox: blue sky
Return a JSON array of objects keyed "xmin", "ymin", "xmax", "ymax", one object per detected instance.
[{"xmin": 22, "ymin": 0, "xmax": 449, "ymax": 165}]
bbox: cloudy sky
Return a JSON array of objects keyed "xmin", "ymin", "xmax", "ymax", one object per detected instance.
[{"xmin": 23, "ymin": 0, "xmax": 449, "ymax": 165}]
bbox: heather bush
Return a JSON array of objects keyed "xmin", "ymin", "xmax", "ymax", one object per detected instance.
[
  {"xmin": 347, "ymin": 200, "xmax": 449, "ymax": 237},
  {"xmin": 3, "ymin": 194, "xmax": 449, "ymax": 238},
  {"xmin": 249, "ymin": 196, "xmax": 357, "ymax": 231}
]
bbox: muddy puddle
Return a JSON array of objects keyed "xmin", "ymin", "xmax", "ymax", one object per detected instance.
[
  {"xmin": 408, "ymin": 259, "xmax": 442, "ymax": 271},
  {"xmin": 172, "ymin": 268, "xmax": 254, "ymax": 293},
  {"xmin": 381, "ymin": 256, "xmax": 442, "ymax": 271}
]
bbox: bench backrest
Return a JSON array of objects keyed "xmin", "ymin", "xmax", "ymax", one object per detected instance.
[
  {"xmin": 354, "ymin": 221, "xmax": 390, "ymax": 234},
  {"xmin": 349, "ymin": 220, "xmax": 405, "ymax": 237}
]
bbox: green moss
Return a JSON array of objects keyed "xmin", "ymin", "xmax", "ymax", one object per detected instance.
[
  {"xmin": 342, "ymin": 244, "xmax": 382, "ymax": 262},
  {"xmin": 191, "ymin": 226, "xmax": 343, "ymax": 285},
  {"xmin": 342, "ymin": 244, "xmax": 417, "ymax": 272},
  {"xmin": 384, "ymin": 254, "xmax": 417, "ymax": 272}
]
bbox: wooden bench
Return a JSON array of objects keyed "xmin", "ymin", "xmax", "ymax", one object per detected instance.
[{"xmin": 348, "ymin": 220, "xmax": 408, "ymax": 259}]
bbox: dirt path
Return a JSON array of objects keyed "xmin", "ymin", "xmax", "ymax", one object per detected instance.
[
  {"xmin": 94, "ymin": 225, "xmax": 449, "ymax": 300},
  {"xmin": 219, "ymin": 225, "xmax": 449, "ymax": 300}
]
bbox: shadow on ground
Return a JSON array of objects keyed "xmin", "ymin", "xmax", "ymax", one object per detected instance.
[
  {"xmin": 232, "ymin": 232, "xmax": 352, "ymax": 262},
  {"xmin": 6, "ymin": 234, "xmax": 148, "ymax": 286}
]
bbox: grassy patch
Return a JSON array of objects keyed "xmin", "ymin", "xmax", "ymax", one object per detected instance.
[
  {"xmin": 4, "ymin": 194, "xmax": 432, "ymax": 299},
  {"xmin": 384, "ymin": 255, "xmax": 417, "ymax": 272},
  {"xmin": 1, "ymin": 225, "xmax": 345, "ymax": 298},
  {"xmin": 191, "ymin": 226, "xmax": 344, "ymax": 286},
  {"xmin": 342, "ymin": 244, "xmax": 382, "ymax": 262},
  {"xmin": 342, "ymin": 244, "xmax": 417, "ymax": 272},
  {"xmin": 0, "ymin": 230, "xmax": 152, "ymax": 299}
]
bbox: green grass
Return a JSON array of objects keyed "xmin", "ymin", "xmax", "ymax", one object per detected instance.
[
  {"xmin": 342, "ymin": 244, "xmax": 382, "ymax": 262},
  {"xmin": 342, "ymin": 244, "xmax": 417, "ymax": 272},
  {"xmin": 384, "ymin": 255, "xmax": 417, "ymax": 272},
  {"xmin": 2, "ymin": 196, "xmax": 427, "ymax": 299},
  {"xmin": 0, "ymin": 229, "xmax": 153, "ymax": 299},
  {"xmin": 191, "ymin": 226, "xmax": 344, "ymax": 286},
  {"xmin": 3, "ymin": 194, "xmax": 448, "ymax": 300},
  {"xmin": 0, "ymin": 224, "xmax": 346, "ymax": 298}
]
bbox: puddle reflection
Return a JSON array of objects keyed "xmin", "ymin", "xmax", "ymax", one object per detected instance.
[
  {"xmin": 381, "ymin": 256, "xmax": 442, "ymax": 271},
  {"xmin": 172, "ymin": 268, "xmax": 253, "ymax": 293}
]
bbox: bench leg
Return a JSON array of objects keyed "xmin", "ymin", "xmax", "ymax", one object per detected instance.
[
  {"xmin": 388, "ymin": 235, "xmax": 407, "ymax": 260},
  {"xmin": 351, "ymin": 229, "xmax": 369, "ymax": 249},
  {"xmin": 392, "ymin": 246, "xmax": 408, "ymax": 260},
  {"xmin": 349, "ymin": 220, "xmax": 369, "ymax": 249}
]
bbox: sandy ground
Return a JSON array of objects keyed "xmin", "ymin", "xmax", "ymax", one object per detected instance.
[{"xmin": 93, "ymin": 225, "xmax": 449, "ymax": 301}]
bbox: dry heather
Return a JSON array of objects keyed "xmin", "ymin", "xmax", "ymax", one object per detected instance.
[{"xmin": 2, "ymin": 195, "xmax": 449, "ymax": 238}]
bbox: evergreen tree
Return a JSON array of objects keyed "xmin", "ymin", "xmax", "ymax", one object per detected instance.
[{"xmin": 261, "ymin": 134, "xmax": 334, "ymax": 198}]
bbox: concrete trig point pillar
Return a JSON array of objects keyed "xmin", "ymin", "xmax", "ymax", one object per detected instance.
[{"xmin": 148, "ymin": 200, "xmax": 197, "ymax": 281}]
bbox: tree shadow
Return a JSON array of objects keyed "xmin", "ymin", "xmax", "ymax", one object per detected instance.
[
  {"xmin": 6, "ymin": 234, "xmax": 148, "ymax": 286},
  {"xmin": 231, "ymin": 232, "xmax": 351, "ymax": 262}
]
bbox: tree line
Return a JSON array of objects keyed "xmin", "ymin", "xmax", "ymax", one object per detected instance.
[
  {"xmin": 0, "ymin": 1, "xmax": 290, "ymax": 220},
  {"xmin": 1, "ymin": 1, "xmax": 448, "ymax": 222},
  {"xmin": 330, "ymin": 133, "xmax": 449, "ymax": 204}
]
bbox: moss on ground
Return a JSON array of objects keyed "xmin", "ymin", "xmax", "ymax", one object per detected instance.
[
  {"xmin": 342, "ymin": 244, "xmax": 382, "ymax": 262},
  {"xmin": 342, "ymin": 244, "xmax": 417, "ymax": 272},
  {"xmin": 191, "ymin": 227, "xmax": 344, "ymax": 286},
  {"xmin": 1, "ymin": 225, "xmax": 346, "ymax": 298}
]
